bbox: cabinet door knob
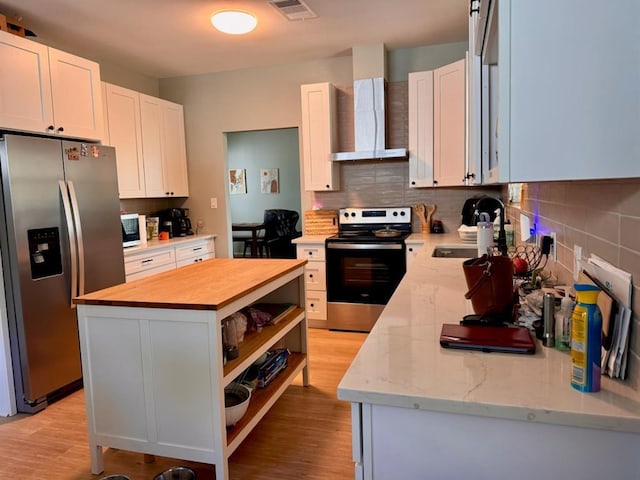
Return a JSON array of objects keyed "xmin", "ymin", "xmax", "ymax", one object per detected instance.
[
  {"xmin": 56, "ymin": 126, "xmax": 64, "ymax": 133},
  {"xmin": 325, "ymin": 185, "xmax": 330, "ymax": 189},
  {"xmin": 433, "ymin": 180, "xmax": 438, "ymax": 185},
  {"xmin": 310, "ymin": 303, "xmax": 315, "ymax": 308},
  {"xmin": 411, "ymin": 180, "xmax": 416, "ymax": 185},
  {"xmin": 47, "ymin": 125, "xmax": 55, "ymax": 131},
  {"xmin": 409, "ymin": 247, "xmax": 413, "ymax": 252},
  {"xmin": 309, "ymin": 274, "xmax": 314, "ymax": 278}
]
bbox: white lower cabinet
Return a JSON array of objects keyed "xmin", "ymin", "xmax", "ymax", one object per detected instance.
[
  {"xmin": 124, "ymin": 247, "xmax": 176, "ymax": 281},
  {"xmin": 351, "ymin": 402, "xmax": 640, "ymax": 480},
  {"xmin": 175, "ymin": 238, "xmax": 216, "ymax": 267},
  {"xmin": 405, "ymin": 240, "xmax": 425, "ymax": 271},
  {"xmin": 296, "ymin": 241, "xmax": 327, "ymax": 327},
  {"xmin": 124, "ymin": 236, "xmax": 215, "ymax": 281}
]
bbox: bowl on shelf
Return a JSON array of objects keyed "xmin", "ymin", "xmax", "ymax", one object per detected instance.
[
  {"xmin": 224, "ymin": 382, "xmax": 251, "ymax": 427},
  {"xmin": 457, "ymin": 225, "xmax": 478, "ymax": 243}
]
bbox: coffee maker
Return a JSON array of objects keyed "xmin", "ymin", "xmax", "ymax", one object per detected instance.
[{"xmin": 158, "ymin": 208, "xmax": 193, "ymax": 237}]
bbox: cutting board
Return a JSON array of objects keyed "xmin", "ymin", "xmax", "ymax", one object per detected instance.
[
  {"xmin": 304, "ymin": 210, "xmax": 338, "ymax": 235},
  {"xmin": 578, "ymin": 270, "xmax": 617, "ymax": 350}
]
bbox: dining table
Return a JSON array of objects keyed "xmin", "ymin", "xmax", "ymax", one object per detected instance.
[{"xmin": 231, "ymin": 222, "xmax": 266, "ymax": 258}]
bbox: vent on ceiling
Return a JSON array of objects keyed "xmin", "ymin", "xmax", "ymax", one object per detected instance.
[{"xmin": 268, "ymin": 0, "xmax": 317, "ymax": 21}]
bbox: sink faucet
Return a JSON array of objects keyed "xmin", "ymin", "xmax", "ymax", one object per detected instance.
[{"xmin": 475, "ymin": 196, "xmax": 508, "ymax": 256}]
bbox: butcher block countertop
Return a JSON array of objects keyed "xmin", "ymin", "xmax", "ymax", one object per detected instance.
[{"xmin": 74, "ymin": 258, "xmax": 306, "ymax": 310}]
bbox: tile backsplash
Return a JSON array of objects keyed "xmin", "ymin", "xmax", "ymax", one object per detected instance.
[
  {"xmin": 311, "ymin": 160, "xmax": 501, "ymax": 232},
  {"xmin": 508, "ymin": 179, "xmax": 640, "ymax": 391}
]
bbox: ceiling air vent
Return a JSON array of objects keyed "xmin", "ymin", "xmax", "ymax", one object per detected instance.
[{"xmin": 268, "ymin": 0, "xmax": 317, "ymax": 21}]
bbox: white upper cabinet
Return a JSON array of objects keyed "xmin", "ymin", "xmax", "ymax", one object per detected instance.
[
  {"xmin": 139, "ymin": 94, "xmax": 189, "ymax": 198},
  {"xmin": 103, "ymin": 84, "xmax": 189, "ymax": 199},
  {"xmin": 409, "ymin": 58, "xmax": 466, "ymax": 188},
  {"xmin": 0, "ymin": 31, "xmax": 103, "ymax": 141},
  {"xmin": 408, "ymin": 71, "xmax": 434, "ymax": 187},
  {"xmin": 300, "ymin": 83, "xmax": 340, "ymax": 191},
  {"xmin": 102, "ymin": 83, "xmax": 146, "ymax": 198},
  {"xmin": 433, "ymin": 58, "xmax": 466, "ymax": 187},
  {"xmin": 472, "ymin": 0, "xmax": 640, "ymax": 183}
]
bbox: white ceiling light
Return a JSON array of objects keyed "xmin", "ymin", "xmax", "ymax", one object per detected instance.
[{"xmin": 210, "ymin": 10, "xmax": 257, "ymax": 35}]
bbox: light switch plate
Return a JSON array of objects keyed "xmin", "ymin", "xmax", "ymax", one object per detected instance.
[{"xmin": 210, "ymin": 197, "xmax": 218, "ymax": 209}]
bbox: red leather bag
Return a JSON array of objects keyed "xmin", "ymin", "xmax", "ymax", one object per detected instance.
[{"xmin": 463, "ymin": 255, "xmax": 514, "ymax": 317}]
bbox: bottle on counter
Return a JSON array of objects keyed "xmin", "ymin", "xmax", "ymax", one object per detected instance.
[
  {"xmin": 542, "ymin": 292, "xmax": 556, "ymax": 347},
  {"xmin": 477, "ymin": 212, "xmax": 492, "ymax": 257},
  {"xmin": 570, "ymin": 284, "xmax": 602, "ymax": 392},
  {"xmin": 555, "ymin": 295, "xmax": 574, "ymax": 351}
]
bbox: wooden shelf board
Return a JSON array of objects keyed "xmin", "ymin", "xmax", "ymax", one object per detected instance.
[
  {"xmin": 223, "ymin": 306, "xmax": 303, "ymax": 381},
  {"xmin": 226, "ymin": 352, "xmax": 306, "ymax": 449}
]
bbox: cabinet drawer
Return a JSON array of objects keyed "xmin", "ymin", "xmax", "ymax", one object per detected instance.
[
  {"xmin": 125, "ymin": 262, "xmax": 175, "ymax": 282},
  {"xmin": 305, "ymin": 290, "xmax": 327, "ymax": 320},
  {"xmin": 124, "ymin": 248, "xmax": 175, "ymax": 276},
  {"xmin": 304, "ymin": 262, "xmax": 326, "ymax": 291},
  {"xmin": 175, "ymin": 239, "xmax": 215, "ymax": 261},
  {"xmin": 176, "ymin": 252, "xmax": 215, "ymax": 268},
  {"xmin": 296, "ymin": 244, "xmax": 325, "ymax": 262}
]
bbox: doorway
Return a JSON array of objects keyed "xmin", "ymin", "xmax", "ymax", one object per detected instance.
[{"xmin": 226, "ymin": 128, "xmax": 302, "ymax": 257}]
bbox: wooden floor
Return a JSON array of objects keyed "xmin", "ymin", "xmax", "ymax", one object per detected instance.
[{"xmin": 0, "ymin": 328, "xmax": 366, "ymax": 480}]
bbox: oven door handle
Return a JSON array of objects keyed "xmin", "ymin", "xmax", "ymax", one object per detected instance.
[{"xmin": 326, "ymin": 242, "xmax": 404, "ymax": 250}]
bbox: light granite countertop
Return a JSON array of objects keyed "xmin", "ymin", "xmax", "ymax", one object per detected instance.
[{"xmin": 338, "ymin": 233, "xmax": 640, "ymax": 434}]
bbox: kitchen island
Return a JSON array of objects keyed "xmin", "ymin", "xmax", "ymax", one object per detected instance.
[
  {"xmin": 74, "ymin": 258, "xmax": 308, "ymax": 480},
  {"xmin": 338, "ymin": 233, "xmax": 640, "ymax": 479}
]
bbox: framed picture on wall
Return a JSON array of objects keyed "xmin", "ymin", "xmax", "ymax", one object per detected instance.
[
  {"xmin": 261, "ymin": 168, "xmax": 279, "ymax": 193},
  {"xmin": 229, "ymin": 168, "xmax": 247, "ymax": 194}
]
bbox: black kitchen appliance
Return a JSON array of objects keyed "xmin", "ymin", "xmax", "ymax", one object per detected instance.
[
  {"xmin": 461, "ymin": 196, "xmax": 502, "ymax": 226},
  {"xmin": 158, "ymin": 208, "xmax": 193, "ymax": 237},
  {"xmin": 325, "ymin": 206, "xmax": 412, "ymax": 332}
]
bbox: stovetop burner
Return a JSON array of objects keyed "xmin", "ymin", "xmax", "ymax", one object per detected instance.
[{"xmin": 327, "ymin": 206, "xmax": 413, "ymax": 244}]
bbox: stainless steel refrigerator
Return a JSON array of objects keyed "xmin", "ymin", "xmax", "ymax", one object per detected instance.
[{"xmin": 0, "ymin": 134, "xmax": 125, "ymax": 413}]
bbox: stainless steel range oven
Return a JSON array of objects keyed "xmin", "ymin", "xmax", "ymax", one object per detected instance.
[{"xmin": 325, "ymin": 206, "xmax": 412, "ymax": 332}]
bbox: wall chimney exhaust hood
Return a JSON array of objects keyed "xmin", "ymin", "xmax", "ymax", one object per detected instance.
[{"xmin": 332, "ymin": 44, "xmax": 407, "ymax": 161}]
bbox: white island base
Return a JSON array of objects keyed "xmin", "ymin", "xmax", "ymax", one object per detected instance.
[{"xmin": 75, "ymin": 259, "xmax": 309, "ymax": 480}]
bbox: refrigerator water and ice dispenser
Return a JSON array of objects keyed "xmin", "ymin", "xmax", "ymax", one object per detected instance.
[{"xmin": 27, "ymin": 227, "xmax": 62, "ymax": 280}]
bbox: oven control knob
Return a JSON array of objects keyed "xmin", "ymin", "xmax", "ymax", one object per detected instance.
[
  {"xmin": 400, "ymin": 211, "xmax": 406, "ymax": 216},
  {"xmin": 393, "ymin": 211, "xmax": 398, "ymax": 216},
  {"xmin": 343, "ymin": 212, "xmax": 350, "ymax": 218},
  {"xmin": 350, "ymin": 212, "xmax": 356, "ymax": 217}
]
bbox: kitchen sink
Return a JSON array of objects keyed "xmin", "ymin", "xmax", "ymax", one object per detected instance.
[{"xmin": 431, "ymin": 245, "xmax": 477, "ymax": 259}]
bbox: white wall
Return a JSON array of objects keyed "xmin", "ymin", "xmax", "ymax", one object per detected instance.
[
  {"xmin": 227, "ymin": 128, "xmax": 301, "ymax": 221},
  {"xmin": 159, "ymin": 55, "xmax": 354, "ymax": 257}
]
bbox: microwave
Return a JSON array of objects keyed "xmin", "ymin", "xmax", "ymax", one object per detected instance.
[{"xmin": 121, "ymin": 213, "xmax": 141, "ymax": 247}]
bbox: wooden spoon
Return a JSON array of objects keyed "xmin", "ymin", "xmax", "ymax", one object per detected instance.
[
  {"xmin": 426, "ymin": 204, "xmax": 436, "ymax": 232},
  {"xmin": 413, "ymin": 204, "xmax": 427, "ymax": 230}
]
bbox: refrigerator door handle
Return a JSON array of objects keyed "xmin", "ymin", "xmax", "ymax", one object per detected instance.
[
  {"xmin": 67, "ymin": 180, "xmax": 85, "ymax": 298},
  {"xmin": 59, "ymin": 180, "xmax": 78, "ymax": 308}
]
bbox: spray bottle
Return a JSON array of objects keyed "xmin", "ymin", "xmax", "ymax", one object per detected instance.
[{"xmin": 570, "ymin": 284, "xmax": 602, "ymax": 392}]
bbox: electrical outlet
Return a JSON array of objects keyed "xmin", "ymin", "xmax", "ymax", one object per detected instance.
[
  {"xmin": 550, "ymin": 232, "xmax": 557, "ymax": 262},
  {"xmin": 210, "ymin": 197, "xmax": 218, "ymax": 209}
]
